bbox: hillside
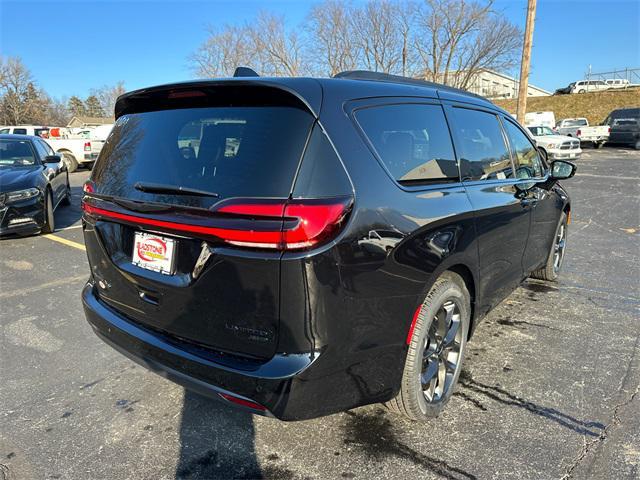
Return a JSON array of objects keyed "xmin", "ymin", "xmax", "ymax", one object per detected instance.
[{"xmin": 493, "ymin": 89, "xmax": 640, "ymax": 124}]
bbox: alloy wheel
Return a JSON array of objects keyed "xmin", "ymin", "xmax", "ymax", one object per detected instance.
[
  {"xmin": 553, "ymin": 223, "xmax": 566, "ymax": 274},
  {"xmin": 420, "ymin": 300, "xmax": 463, "ymax": 403}
]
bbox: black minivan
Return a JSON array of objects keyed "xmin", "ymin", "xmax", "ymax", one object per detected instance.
[{"xmin": 81, "ymin": 71, "xmax": 576, "ymax": 421}]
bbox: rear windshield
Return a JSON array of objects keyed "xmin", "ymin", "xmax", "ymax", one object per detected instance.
[{"xmin": 92, "ymin": 106, "xmax": 314, "ymax": 208}]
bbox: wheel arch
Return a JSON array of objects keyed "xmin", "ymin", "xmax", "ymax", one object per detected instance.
[{"xmin": 446, "ymin": 263, "xmax": 477, "ymax": 339}]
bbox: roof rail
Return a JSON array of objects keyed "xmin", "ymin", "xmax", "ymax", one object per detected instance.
[
  {"xmin": 233, "ymin": 67, "xmax": 260, "ymax": 78},
  {"xmin": 333, "ymin": 70, "xmax": 486, "ymax": 100}
]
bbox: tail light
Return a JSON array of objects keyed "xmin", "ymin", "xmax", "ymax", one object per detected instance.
[
  {"xmin": 218, "ymin": 392, "xmax": 266, "ymax": 412},
  {"xmin": 84, "ymin": 141, "xmax": 91, "ymax": 151},
  {"xmin": 82, "ymin": 197, "xmax": 352, "ymax": 251},
  {"xmin": 608, "ymin": 127, "xmax": 611, "ymax": 133},
  {"xmin": 576, "ymin": 129, "xmax": 581, "ymax": 137}
]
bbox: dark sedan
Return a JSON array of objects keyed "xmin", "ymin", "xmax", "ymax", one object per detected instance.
[{"xmin": 0, "ymin": 134, "xmax": 71, "ymax": 236}]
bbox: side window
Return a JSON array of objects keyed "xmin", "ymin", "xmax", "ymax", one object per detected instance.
[
  {"xmin": 13, "ymin": 128, "xmax": 27, "ymax": 135},
  {"xmin": 40, "ymin": 139, "xmax": 55, "ymax": 156},
  {"xmin": 354, "ymin": 103, "xmax": 458, "ymax": 184},
  {"xmin": 33, "ymin": 139, "xmax": 50, "ymax": 161},
  {"xmin": 502, "ymin": 120, "xmax": 544, "ymax": 179},
  {"xmin": 449, "ymin": 107, "xmax": 513, "ymax": 181}
]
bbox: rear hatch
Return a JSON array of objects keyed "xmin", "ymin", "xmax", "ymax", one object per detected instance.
[{"xmin": 82, "ymin": 83, "xmax": 334, "ymax": 360}]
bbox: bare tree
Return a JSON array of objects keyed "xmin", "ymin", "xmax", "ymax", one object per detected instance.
[
  {"xmin": 306, "ymin": 1, "xmax": 359, "ymax": 76},
  {"xmin": 248, "ymin": 12, "xmax": 308, "ymax": 76},
  {"xmin": 90, "ymin": 81, "xmax": 125, "ymax": 116},
  {"xmin": 414, "ymin": 0, "xmax": 521, "ymax": 87},
  {"xmin": 190, "ymin": 25, "xmax": 256, "ymax": 78},
  {"xmin": 351, "ymin": 1, "xmax": 406, "ymax": 74},
  {"xmin": 0, "ymin": 56, "xmax": 35, "ymax": 124}
]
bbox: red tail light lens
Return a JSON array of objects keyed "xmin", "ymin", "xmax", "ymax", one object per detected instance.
[
  {"xmin": 576, "ymin": 129, "xmax": 581, "ymax": 137},
  {"xmin": 82, "ymin": 197, "xmax": 352, "ymax": 251},
  {"xmin": 219, "ymin": 393, "xmax": 266, "ymax": 412},
  {"xmin": 84, "ymin": 141, "xmax": 91, "ymax": 151}
]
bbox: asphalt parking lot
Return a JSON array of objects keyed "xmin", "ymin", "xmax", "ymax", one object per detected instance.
[{"xmin": 1, "ymin": 148, "xmax": 639, "ymax": 480}]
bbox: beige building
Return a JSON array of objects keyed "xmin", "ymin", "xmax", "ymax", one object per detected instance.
[
  {"xmin": 461, "ymin": 70, "xmax": 550, "ymax": 99},
  {"xmin": 419, "ymin": 69, "xmax": 551, "ymax": 99},
  {"xmin": 67, "ymin": 116, "xmax": 115, "ymax": 128}
]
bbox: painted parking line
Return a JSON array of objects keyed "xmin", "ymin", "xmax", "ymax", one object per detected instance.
[
  {"xmin": 0, "ymin": 274, "xmax": 88, "ymax": 299},
  {"xmin": 42, "ymin": 234, "xmax": 86, "ymax": 251},
  {"xmin": 58, "ymin": 224, "xmax": 83, "ymax": 231}
]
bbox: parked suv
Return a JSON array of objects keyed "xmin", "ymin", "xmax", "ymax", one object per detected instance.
[{"xmin": 81, "ymin": 70, "xmax": 576, "ymax": 421}]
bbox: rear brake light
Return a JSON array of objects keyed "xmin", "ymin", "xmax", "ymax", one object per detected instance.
[
  {"xmin": 168, "ymin": 90, "xmax": 206, "ymax": 99},
  {"xmin": 576, "ymin": 129, "xmax": 581, "ymax": 136},
  {"xmin": 82, "ymin": 198, "xmax": 352, "ymax": 251},
  {"xmin": 84, "ymin": 141, "xmax": 91, "ymax": 151},
  {"xmin": 219, "ymin": 393, "xmax": 266, "ymax": 411}
]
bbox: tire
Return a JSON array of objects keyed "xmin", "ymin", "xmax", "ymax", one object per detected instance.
[
  {"xmin": 386, "ymin": 271, "xmax": 471, "ymax": 421},
  {"xmin": 42, "ymin": 190, "xmax": 55, "ymax": 234},
  {"xmin": 61, "ymin": 152, "xmax": 78, "ymax": 173},
  {"xmin": 530, "ymin": 212, "xmax": 568, "ymax": 282},
  {"xmin": 595, "ymin": 142, "xmax": 604, "ymax": 149},
  {"xmin": 634, "ymin": 139, "xmax": 640, "ymax": 150},
  {"xmin": 60, "ymin": 176, "xmax": 72, "ymax": 206},
  {"xmin": 578, "ymin": 89, "xmax": 586, "ymax": 94}
]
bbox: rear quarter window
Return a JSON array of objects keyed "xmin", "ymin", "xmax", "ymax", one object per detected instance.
[{"xmin": 354, "ymin": 103, "xmax": 458, "ymax": 185}]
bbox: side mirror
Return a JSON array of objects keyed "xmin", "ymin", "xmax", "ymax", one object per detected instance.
[
  {"xmin": 44, "ymin": 154, "xmax": 62, "ymax": 164},
  {"xmin": 550, "ymin": 160, "xmax": 576, "ymax": 180}
]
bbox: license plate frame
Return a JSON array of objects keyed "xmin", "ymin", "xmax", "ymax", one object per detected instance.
[{"xmin": 132, "ymin": 232, "xmax": 176, "ymax": 275}]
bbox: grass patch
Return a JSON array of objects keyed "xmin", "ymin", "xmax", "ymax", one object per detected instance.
[{"xmin": 493, "ymin": 89, "xmax": 640, "ymax": 125}]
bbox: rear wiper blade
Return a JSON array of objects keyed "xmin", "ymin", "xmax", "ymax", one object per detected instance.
[{"xmin": 134, "ymin": 182, "xmax": 219, "ymax": 198}]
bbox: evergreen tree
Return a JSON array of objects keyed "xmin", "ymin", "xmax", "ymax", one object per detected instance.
[
  {"xmin": 67, "ymin": 96, "xmax": 86, "ymax": 117},
  {"xmin": 84, "ymin": 95, "xmax": 105, "ymax": 117}
]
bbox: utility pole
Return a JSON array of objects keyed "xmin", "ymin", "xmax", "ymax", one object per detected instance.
[{"xmin": 516, "ymin": 0, "xmax": 537, "ymax": 123}]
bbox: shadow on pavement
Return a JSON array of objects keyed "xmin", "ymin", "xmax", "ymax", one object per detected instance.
[
  {"xmin": 458, "ymin": 370, "xmax": 605, "ymax": 437},
  {"xmin": 175, "ymin": 390, "xmax": 261, "ymax": 479}
]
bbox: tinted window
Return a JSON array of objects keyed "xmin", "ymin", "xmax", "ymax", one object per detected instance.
[
  {"xmin": 41, "ymin": 140, "xmax": 55, "ymax": 156},
  {"xmin": 92, "ymin": 106, "xmax": 315, "ymax": 208},
  {"xmin": 13, "ymin": 128, "xmax": 27, "ymax": 135},
  {"xmin": 0, "ymin": 139, "xmax": 36, "ymax": 166},
  {"xmin": 33, "ymin": 139, "xmax": 50, "ymax": 160},
  {"xmin": 450, "ymin": 107, "xmax": 512, "ymax": 181},
  {"xmin": 503, "ymin": 120, "xmax": 544, "ymax": 179},
  {"xmin": 293, "ymin": 124, "xmax": 351, "ymax": 198},
  {"xmin": 355, "ymin": 104, "xmax": 458, "ymax": 184}
]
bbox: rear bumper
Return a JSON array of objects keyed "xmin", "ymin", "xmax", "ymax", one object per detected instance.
[{"xmin": 82, "ymin": 282, "xmax": 327, "ymax": 420}]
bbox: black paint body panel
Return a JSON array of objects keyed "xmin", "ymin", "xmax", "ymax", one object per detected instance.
[{"xmin": 82, "ymin": 77, "xmax": 570, "ymax": 420}]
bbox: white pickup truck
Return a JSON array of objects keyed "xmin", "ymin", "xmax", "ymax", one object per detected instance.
[
  {"xmin": 527, "ymin": 126, "xmax": 582, "ymax": 161},
  {"xmin": 555, "ymin": 118, "xmax": 609, "ymax": 148}
]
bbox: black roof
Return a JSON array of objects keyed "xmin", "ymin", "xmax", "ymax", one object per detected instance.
[{"xmin": 115, "ymin": 70, "xmax": 504, "ymax": 119}]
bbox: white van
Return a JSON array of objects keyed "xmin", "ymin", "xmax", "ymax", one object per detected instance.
[{"xmin": 524, "ymin": 111, "xmax": 556, "ymax": 129}]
